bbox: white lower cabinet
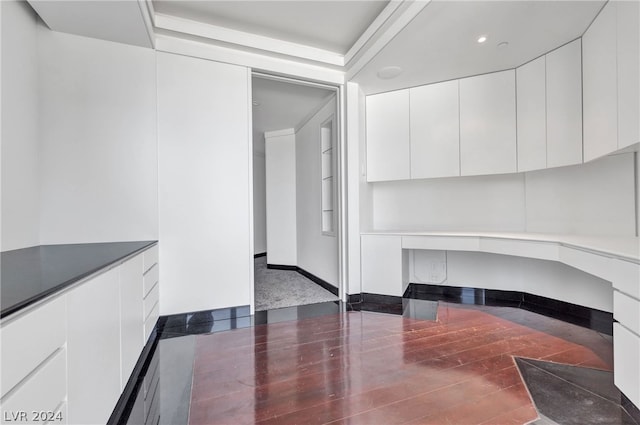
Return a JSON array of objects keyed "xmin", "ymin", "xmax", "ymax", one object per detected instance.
[
  {"xmin": 120, "ymin": 254, "xmax": 145, "ymax": 389},
  {"xmin": 361, "ymin": 235, "xmax": 403, "ymax": 296},
  {"xmin": 614, "ymin": 322, "xmax": 640, "ymax": 408},
  {"xmin": 0, "ymin": 246, "xmax": 157, "ymax": 425},
  {"xmin": 67, "ymin": 267, "xmax": 122, "ymax": 425},
  {"xmin": 1, "ymin": 349, "xmax": 68, "ymax": 425}
]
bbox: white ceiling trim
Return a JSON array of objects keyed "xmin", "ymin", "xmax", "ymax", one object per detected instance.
[
  {"xmin": 294, "ymin": 92, "xmax": 337, "ymax": 134},
  {"xmin": 264, "ymin": 128, "xmax": 295, "ymax": 138},
  {"xmin": 137, "ymin": 0, "xmax": 156, "ymax": 48},
  {"xmin": 155, "ymin": 33, "xmax": 346, "ymax": 85},
  {"xmin": 346, "ymin": 0, "xmax": 432, "ymax": 81},
  {"xmin": 344, "ymin": 0, "xmax": 403, "ymax": 65},
  {"xmin": 155, "ymin": 13, "xmax": 345, "ymax": 67}
]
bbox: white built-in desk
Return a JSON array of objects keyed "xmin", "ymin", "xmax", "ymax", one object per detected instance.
[{"xmin": 360, "ymin": 231, "xmax": 640, "ymax": 407}]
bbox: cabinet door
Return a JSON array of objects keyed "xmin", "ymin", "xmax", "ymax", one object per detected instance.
[
  {"xmin": 516, "ymin": 55, "xmax": 547, "ymax": 172},
  {"xmin": 361, "ymin": 235, "xmax": 403, "ymax": 296},
  {"xmin": 617, "ymin": 0, "xmax": 640, "ymax": 149},
  {"xmin": 614, "ymin": 323, "xmax": 640, "ymax": 408},
  {"xmin": 366, "ymin": 90, "xmax": 410, "ymax": 182},
  {"xmin": 583, "ymin": 1, "xmax": 618, "ymax": 162},
  {"xmin": 546, "ymin": 39, "xmax": 583, "ymax": 168},
  {"xmin": 67, "ymin": 268, "xmax": 121, "ymax": 425},
  {"xmin": 459, "ymin": 70, "xmax": 517, "ymax": 176},
  {"xmin": 120, "ymin": 253, "xmax": 144, "ymax": 389},
  {"xmin": 410, "ymin": 80, "xmax": 460, "ymax": 179}
]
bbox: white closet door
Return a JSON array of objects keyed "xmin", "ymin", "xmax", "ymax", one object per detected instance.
[
  {"xmin": 583, "ymin": 1, "xmax": 618, "ymax": 162},
  {"xmin": 460, "ymin": 70, "xmax": 517, "ymax": 176},
  {"xmin": 546, "ymin": 39, "xmax": 583, "ymax": 168},
  {"xmin": 617, "ymin": 0, "xmax": 640, "ymax": 149},
  {"xmin": 366, "ymin": 90, "xmax": 410, "ymax": 182},
  {"xmin": 516, "ymin": 55, "xmax": 546, "ymax": 172},
  {"xmin": 410, "ymin": 80, "xmax": 460, "ymax": 179}
]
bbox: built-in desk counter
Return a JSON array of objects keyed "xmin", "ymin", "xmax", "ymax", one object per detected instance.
[{"xmin": 360, "ymin": 230, "xmax": 640, "ymax": 409}]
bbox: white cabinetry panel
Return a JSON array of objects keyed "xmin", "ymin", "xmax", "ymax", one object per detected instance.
[
  {"xmin": 67, "ymin": 268, "xmax": 121, "ymax": 425},
  {"xmin": 459, "ymin": 70, "xmax": 517, "ymax": 176},
  {"xmin": 120, "ymin": 253, "xmax": 144, "ymax": 389},
  {"xmin": 0, "ymin": 349, "xmax": 67, "ymax": 425},
  {"xmin": 409, "ymin": 80, "xmax": 460, "ymax": 179},
  {"xmin": 0, "ymin": 296, "xmax": 66, "ymax": 398},
  {"xmin": 614, "ymin": 290, "xmax": 640, "ymax": 335},
  {"xmin": 617, "ymin": 0, "xmax": 640, "ymax": 149},
  {"xmin": 614, "ymin": 323, "xmax": 640, "ymax": 408},
  {"xmin": 366, "ymin": 90, "xmax": 410, "ymax": 182},
  {"xmin": 546, "ymin": 39, "xmax": 583, "ymax": 168},
  {"xmin": 583, "ymin": 1, "xmax": 618, "ymax": 162},
  {"xmin": 361, "ymin": 235, "xmax": 403, "ymax": 296},
  {"xmin": 516, "ymin": 55, "xmax": 546, "ymax": 172}
]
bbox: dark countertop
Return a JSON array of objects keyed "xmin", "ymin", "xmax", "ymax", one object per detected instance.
[{"xmin": 1, "ymin": 241, "xmax": 157, "ymax": 319}]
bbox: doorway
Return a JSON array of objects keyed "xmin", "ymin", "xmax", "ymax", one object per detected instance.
[{"xmin": 251, "ymin": 73, "xmax": 342, "ymax": 312}]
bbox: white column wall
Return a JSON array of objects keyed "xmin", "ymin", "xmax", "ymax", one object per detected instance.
[
  {"xmin": 296, "ymin": 98, "xmax": 339, "ymax": 285},
  {"xmin": 265, "ymin": 130, "xmax": 297, "ymax": 266},
  {"xmin": 253, "ymin": 152, "xmax": 267, "ymax": 255},
  {"xmin": 1, "ymin": 1, "xmax": 40, "ymax": 251},
  {"xmin": 157, "ymin": 52, "xmax": 252, "ymax": 315},
  {"xmin": 38, "ymin": 27, "xmax": 158, "ymax": 244}
]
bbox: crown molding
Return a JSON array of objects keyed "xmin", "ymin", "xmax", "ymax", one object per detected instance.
[
  {"xmin": 155, "ymin": 34, "xmax": 345, "ymax": 85},
  {"xmin": 155, "ymin": 13, "xmax": 345, "ymax": 67}
]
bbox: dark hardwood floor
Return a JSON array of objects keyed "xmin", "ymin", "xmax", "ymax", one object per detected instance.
[{"xmin": 187, "ymin": 303, "xmax": 615, "ymax": 424}]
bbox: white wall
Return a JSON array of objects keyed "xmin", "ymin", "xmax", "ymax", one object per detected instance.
[
  {"xmin": 370, "ymin": 153, "xmax": 636, "ymax": 237},
  {"xmin": 372, "ymin": 174, "xmax": 527, "ymax": 232},
  {"xmin": 38, "ymin": 27, "xmax": 158, "ymax": 244},
  {"xmin": 525, "ymin": 153, "xmax": 636, "ymax": 236},
  {"xmin": 296, "ymin": 98, "xmax": 339, "ymax": 285},
  {"xmin": 265, "ymin": 130, "xmax": 297, "ymax": 265},
  {"xmin": 1, "ymin": 0, "xmax": 40, "ymax": 251},
  {"xmin": 157, "ymin": 52, "xmax": 252, "ymax": 315},
  {"xmin": 253, "ymin": 152, "xmax": 267, "ymax": 254}
]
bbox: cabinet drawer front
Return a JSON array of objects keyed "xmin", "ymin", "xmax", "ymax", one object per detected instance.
[
  {"xmin": 144, "ymin": 302, "xmax": 159, "ymax": 342},
  {"xmin": 614, "ymin": 290, "xmax": 640, "ymax": 335},
  {"xmin": 0, "ymin": 296, "xmax": 66, "ymax": 397},
  {"xmin": 612, "ymin": 260, "xmax": 640, "ymax": 299},
  {"xmin": 1, "ymin": 348, "xmax": 67, "ymax": 421},
  {"xmin": 143, "ymin": 264, "xmax": 159, "ymax": 297},
  {"xmin": 143, "ymin": 245, "xmax": 159, "ymax": 274},
  {"xmin": 144, "ymin": 283, "xmax": 159, "ymax": 320},
  {"xmin": 614, "ymin": 323, "xmax": 640, "ymax": 407}
]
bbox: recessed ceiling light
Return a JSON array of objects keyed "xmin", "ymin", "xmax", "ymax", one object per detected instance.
[
  {"xmin": 497, "ymin": 41, "xmax": 509, "ymax": 49},
  {"xmin": 377, "ymin": 66, "xmax": 403, "ymax": 80},
  {"xmin": 477, "ymin": 35, "xmax": 488, "ymax": 43}
]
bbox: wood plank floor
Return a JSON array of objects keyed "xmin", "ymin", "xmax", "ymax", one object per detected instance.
[{"xmin": 188, "ymin": 303, "xmax": 613, "ymax": 425}]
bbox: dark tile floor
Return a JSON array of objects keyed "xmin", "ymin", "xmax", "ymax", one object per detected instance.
[{"xmin": 121, "ymin": 299, "xmax": 639, "ymax": 425}]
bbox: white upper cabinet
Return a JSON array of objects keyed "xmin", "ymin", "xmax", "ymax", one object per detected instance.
[
  {"xmin": 617, "ymin": 0, "xmax": 640, "ymax": 149},
  {"xmin": 366, "ymin": 89, "xmax": 410, "ymax": 182},
  {"xmin": 516, "ymin": 55, "xmax": 547, "ymax": 172},
  {"xmin": 409, "ymin": 80, "xmax": 460, "ymax": 179},
  {"xmin": 583, "ymin": 1, "xmax": 618, "ymax": 162},
  {"xmin": 459, "ymin": 70, "xmax": 517, "ymax": 176},
  {"xmin": 546, "ymin": 39, "xmax": 583, "ymax": 168}
]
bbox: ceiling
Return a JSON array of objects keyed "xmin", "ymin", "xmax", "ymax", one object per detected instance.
[
  {"xmin": 353, "ymin": 0, "xmax": 605, "ymax": 94},
  {"xmin": 252, "ymin": 76, "xmax": 335, "ymax": 154},
  {"xmin": 153, "ymin": 0, "xmax": 390, "ymax": 55}
]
